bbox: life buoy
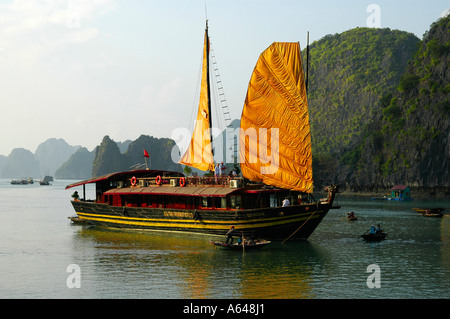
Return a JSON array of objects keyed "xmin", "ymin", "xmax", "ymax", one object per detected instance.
[
  {"xmin": 130, "ymin": 176, "xmax": 137, "ymax": 186},
  {"xmin": 155, "ymin": 175, "xmax": 162, "ymax": 185},
  {"xmin": 179, "ymin": 177, "xmax": 186, "ymax": 187}
]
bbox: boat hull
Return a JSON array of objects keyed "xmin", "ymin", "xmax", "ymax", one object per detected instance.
[
  {"xmin": 361, "ymin": 233, "xmax": 387, "ymax": 241},
  {"xmin": 70, "ymin": 200, "xmax": 332, "ymax": 241}
]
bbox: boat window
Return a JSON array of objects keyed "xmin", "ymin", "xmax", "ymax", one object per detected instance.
[
  {"xmin": 230, "ymin": 195, "xmax": 241, "ymax": 209},
  {"xmin": 212, "ymin": 197, "xmax": 227, "ymax": 209},
  {"xmin": 221, "ymin": 197, "xmax": 227, "ymax": 209},
  {"xmin": 270, "ymin": 194, "xmax": 277, "ymax": 207},
  {"xmin": 202, "ymin": 197, "xmax": 209, "ymax": 208}
]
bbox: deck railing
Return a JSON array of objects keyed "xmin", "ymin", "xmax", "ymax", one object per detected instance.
[{"xmin": 130, "ymin": 175, "xmax": 243, "ymax": 187}]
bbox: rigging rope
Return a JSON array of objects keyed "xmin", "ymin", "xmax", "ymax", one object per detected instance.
[{"xmin": 281, "ymin": 202, "xmax": 320, "ymax": 244}]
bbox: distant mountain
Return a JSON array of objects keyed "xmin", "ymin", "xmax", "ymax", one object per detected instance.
[
  {"xmin": 123, "ymin": 135, "xmax": 181, "ymax": 172},
  {"xmin": 54, "ymin": 147, "xmax": 95, "ymax": 179},
  {"xmin": 1, "ymin": 148, "xmax": 40, "ymax": 178},
  {"xmin": 56, "ymin": 134, "xmax": 182, "ymax": 179},
  {"xmin": 0, "ymin": 138, "xmax": 81, "ymax": 179},
  {"xmin": 117, "ymin": 140, "xmax": 132, "ymax": 153},
  {"xmin": 0, "ymin": 155, "xmax": 6, "ymax": 175},
  {"xmin": 92, "ymin": 135, "xmax": 126, "ymax": 177},
  {"xmin": 91, "ymin": 134, "xmax": 182, "ymax": 177},
  {"xmin": 34, "ymin": 138, "xmax": 80, "ymax": 176}
]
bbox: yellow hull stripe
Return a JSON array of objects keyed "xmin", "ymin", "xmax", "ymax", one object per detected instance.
[{"xmin": 76, "ymin": 211, "xmax": 323, "ymax": 231}]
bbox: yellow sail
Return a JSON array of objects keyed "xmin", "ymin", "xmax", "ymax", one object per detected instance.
[
  {"xmin": 179, "ymin": 25, "xmax": 215, "ymax": 172},
  {"xmin": 239, "ymin": 42, "xmax": 313, "ymax": 193}
]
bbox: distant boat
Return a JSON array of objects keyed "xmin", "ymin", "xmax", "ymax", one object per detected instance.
[
  {"xmin": 346, "ymin": 212, "xmax": 358, "ymax": 221},
  {"xmin": 11, "ymin": 178, "xmax": 33, "ymax": 185},
  {"xmin": 413, "ymin": 208, "xmax": 444, "ymax": 218},
  {"xmin": 39, "ymin": 175, "xmax": 53, "ymax": 185}
]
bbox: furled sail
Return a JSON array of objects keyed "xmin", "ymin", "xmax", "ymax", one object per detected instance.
[
  {"xmin": 179, "ymin": 24, "xmax": 215, "ymax": 172},
  {"xmin": 239, "ymin": 42, "xmax": 313, "ymax": 193}
]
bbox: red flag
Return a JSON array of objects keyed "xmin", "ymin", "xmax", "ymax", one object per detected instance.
[{"xmin": 143, "ymin": 149, "xmax": 149, "ymax": 158}]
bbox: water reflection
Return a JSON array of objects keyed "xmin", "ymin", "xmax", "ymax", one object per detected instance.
[
  {"xmin": 68, "ymin": 197, "xmax": 450, "ymax": 299},
  {"xmin": 71, "ymin": 227, "xmax": 324, "ymax": 298}
]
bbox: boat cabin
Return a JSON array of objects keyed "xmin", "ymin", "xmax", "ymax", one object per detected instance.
[
  {"xmin": 388, "ymin": 185, "xmax": 412, "ymax": 200},
  {"xmin": 66, "ymin": 169, "xmax": 312, "ymax": 212}
]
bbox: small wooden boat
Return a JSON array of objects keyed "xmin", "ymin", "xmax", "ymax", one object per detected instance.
[
  {"xmin": 210, "ymin": 240, "xmax": 271, "ymax": 250},
  {"xmin": 361, "ymin": 233, "xmax": 387, "ymax": 242},
  {"xmin": 346, "ymin": 212, "xmax": 358, "ymax": 221},
  {"xmin": 413, "ymin": 208, "xmax": 444, "ymax": 217},
  {"xmin": 422, "ymin": 212, "xmax": 444, "ymax": 218}
]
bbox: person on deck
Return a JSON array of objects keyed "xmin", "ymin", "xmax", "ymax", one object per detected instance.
[
  {"xmin": 71, "ymin": 191, "xmax": 79, "ymax": 201},
  {"xmin": 282, "ymin": 197, "xmax": 290, "ymax": 207},
  {"xmin": 225, "ymin": 225, "xmax": 235, "ymax": 244},
  {"xmin": 219, "ymin": 161, "xmax": 227, "ymax": 176},
  {"xmin": 214, "ymin": 163, "xmax": 220, "ymax": 184}
]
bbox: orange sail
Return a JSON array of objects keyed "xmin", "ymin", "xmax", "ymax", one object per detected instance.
[
  {"xmin": 179, "ymin": 24, "xmax": 215, "ymax": 172},
  {"xmin": 239, "ymin": 42, "xmax": 313, "ymax": 193}
]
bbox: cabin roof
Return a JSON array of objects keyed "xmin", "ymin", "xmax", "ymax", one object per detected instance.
[
  {"xmin": 65, "ymin": 169, "xmax": 184, "ymax": 190},
  {"xmin": 104, "ymin": 185, "xmax": 242, "ymax": 197},
  {"xmin": 390, "ymin": 185, "xmax": 409, "ymax": 191}
]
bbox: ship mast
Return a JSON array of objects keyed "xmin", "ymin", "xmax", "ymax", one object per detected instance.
[
  {"xmin": 205, "ymin": 20, "xmax": 214, "ymax": 156},
  {"xmin": 306, "ymin": 31, "xmax": 309, "ymax": 94}
]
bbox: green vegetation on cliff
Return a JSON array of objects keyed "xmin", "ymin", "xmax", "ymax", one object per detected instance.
[
  {"xmin": 312, "ymin": 17, "xmax": 450, "ymax": 192},
  {"xmin": 358, "ymin": 16, "xmax": 450, "ymax": 189},
  {"xmin": 305, "ymin": 27, "xmax": 420, "ymax": 157},
  {"xmin": 91, "ymin": 135, "xmax": 181, "ymax": 177}
]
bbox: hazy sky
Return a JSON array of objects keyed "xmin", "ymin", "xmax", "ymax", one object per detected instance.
[{"xmin": 0, "ymin": 0, "xmax": 448, "ymax": 156}]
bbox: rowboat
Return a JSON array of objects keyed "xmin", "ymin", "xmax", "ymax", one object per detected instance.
[
  {"xmin": 361, "ymin": 233, "xmax": 387, "ymax": 242},
  {"xmin": 210, "ymin": 240, "xmax": 271, "ymax": 250}
]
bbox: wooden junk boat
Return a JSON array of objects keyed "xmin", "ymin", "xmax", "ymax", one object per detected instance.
[{"xmin": 65, "ymin": 21, "xmax": 338, "ymax": 241}]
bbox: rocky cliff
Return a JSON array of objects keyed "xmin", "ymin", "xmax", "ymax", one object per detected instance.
[
  {"xmin": 54, "ymin": 147, "xmax": 95, "ymax": 179},
  {"xmin": 1, "ymin": 148, "xmax": 40, "ymax": 178},
  {"xmin": 312, "ymin": 17, "xmax": 450, "ymax": 196}
]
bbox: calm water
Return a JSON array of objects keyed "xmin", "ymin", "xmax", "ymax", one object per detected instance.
[{"xmin": 0, "ymin": 178, "xmax": 448, "ymax": 299}]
